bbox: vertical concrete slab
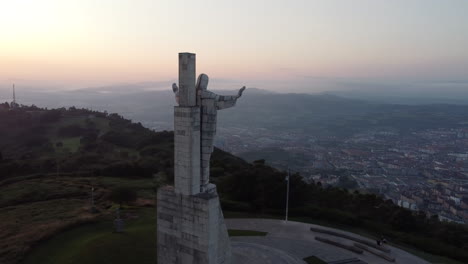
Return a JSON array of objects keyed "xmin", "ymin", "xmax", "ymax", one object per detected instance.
[
  {"xmin": 174, "ymin": 106, "xmax": 201, "ymax": 196},
  {"xmin": 178, "ymin": 53, "xmax": 196, "ymax": 107},
  {"xmin": 157, "ymin": 187, "xmax": 231, "ymax": 264}
]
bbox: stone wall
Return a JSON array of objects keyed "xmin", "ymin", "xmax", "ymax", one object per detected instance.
[
  {"xmin": 174, "ymin": 106, "xmax": 201, "ymax": 195},
  {"xmin": 157, "ymin": 186, "xmax": 231, "ymax": 264}
]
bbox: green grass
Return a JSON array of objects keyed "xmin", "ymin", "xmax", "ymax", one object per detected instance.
[
  {"xmin": 96, "ymin": 177, "xmax": 157, "ymax": 199},
  {"xmin": 48, "ymin": 116, "xmax": 111, "ymax": 155},
  {"xmin": 0, "ymin": 174, "xmax": 159, "ymax": 264},
  {"xmin": 0, "ymin": 176, "xmax": 156, "ymax": 208},
  {"xmin": 60, "ymin": 116, "xmax": 87, "ymax": 127},
  {"xmin": 0, "ymin": 177, "xmax": 86, "ymax": 207},
  {"xmin": 228, "ymin": 229, "xmax": 268, "ymax": 237},
  {"xmin": 46, "ymin": 116, "xmax": 85, "ymax": 138},
  {"xmin": 93, "ymin": 117, "xmax": 111, "ymax": 135},
  {"xmin": 303, "ymin": 256, "xmax": 327, "ymax": 264},
  {"xmin": 22, "ymin": 208, "xmax": 156, "ymax": 264},
  {"xmin": 53, "ymin": 137, "xmax": 81, "ymax": 153},
  {"xmin": 0, "ymin": 198, "xmax": 91, "ymax": 264}
]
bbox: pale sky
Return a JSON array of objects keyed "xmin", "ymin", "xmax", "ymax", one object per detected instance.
[{"xmin": 1, "ymin": 0, "xmax": 467, "ymax": 92}]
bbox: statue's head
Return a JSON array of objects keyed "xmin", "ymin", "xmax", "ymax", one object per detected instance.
[{"xmin": 196, "ymin": 73, "xmax": 209, "ymax": 91}]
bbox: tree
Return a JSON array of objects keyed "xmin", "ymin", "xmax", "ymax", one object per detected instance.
[
  {"xmin": 109, "ymin": 187, "xmax": 137, "ymax": 207},
  {"xmin": 253, "ymin": 159, "xmax": 265, "ymax": 165},
  {"xmin": 40, "ymin": 109, "xmax": 61, "ymax": 123},
  {"xmin": 337, "ymin": 175, "xmax": 358, "ymax": 189},
  {"xmin": 58, "ymin": 124, "xmax": 85, "ymax": 137}
]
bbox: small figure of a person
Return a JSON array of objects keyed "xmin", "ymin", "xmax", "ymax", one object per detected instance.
[{"xmin": 381, "ymin": 235, "xmax": 387, "ymax": 244}]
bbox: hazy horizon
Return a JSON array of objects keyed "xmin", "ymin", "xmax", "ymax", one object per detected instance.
[{"xmin": 1, "ymin": 0, "xmax": 468, "ymax": 94}]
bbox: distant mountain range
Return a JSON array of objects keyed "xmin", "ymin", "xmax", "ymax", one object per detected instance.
[
  {"xmin": 1, "ymin": 84, "xmax": 468, "ymax": 137},
  {"xmin": 329, "ymin": 88, "xmax": 468, "ymax": 105}
]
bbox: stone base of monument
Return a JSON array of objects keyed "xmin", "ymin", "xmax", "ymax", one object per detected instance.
[{"xmin": 157, "ymin": 186, "xmax": 231, "ymax": 264}]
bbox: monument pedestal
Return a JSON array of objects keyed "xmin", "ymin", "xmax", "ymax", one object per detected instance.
[{"xmin": 157, "ymin": 186, "xmax": 231, "ymax": 264}]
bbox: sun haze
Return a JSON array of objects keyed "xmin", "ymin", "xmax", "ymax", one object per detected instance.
[{"xmin": 1, "ymin": 0, "xmax": 467, "ymax": 92}]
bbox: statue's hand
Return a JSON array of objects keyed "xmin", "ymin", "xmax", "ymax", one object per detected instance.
[
  {"xmin": 172, "ymin": 83, "xmax": 179, "ymax": 94},
  {"xmin": 238, "ymin": 86, "xmax": 246, "ymax": 98}
]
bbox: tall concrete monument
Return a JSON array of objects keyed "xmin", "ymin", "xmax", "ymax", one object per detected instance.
[{"xmin": 157, "ymin": 53, "xmax": 245, "ymax": 264}]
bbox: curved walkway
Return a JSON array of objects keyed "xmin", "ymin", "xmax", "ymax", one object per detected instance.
[
  {"xmin": 226, "ymin": 219, "xmax": 429, "ymax": 264},
  {"xmin": 232, "ymin": 241, "xmax": 305, "ymax": 264}
]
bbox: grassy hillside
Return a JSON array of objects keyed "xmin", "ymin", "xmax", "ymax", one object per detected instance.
[
  {"xmin": 21, "ymin": 208, "xmax": 157, "ymax": 264},
  {"xmin": 1, "ymin": 106, "xmax": 467, "ymax": 264}
]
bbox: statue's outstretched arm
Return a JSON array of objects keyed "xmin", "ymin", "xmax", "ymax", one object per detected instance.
[
  {"xmin": 215, "ymin": 86, "xmax": 246, "ymax": 110},
  {"xmin": 172, "ymin": 83, "xmax": 179, "ymax": 104},
  {"xmin": 237, "ymin": 86, "xmax": 246, "ymax": 98}
]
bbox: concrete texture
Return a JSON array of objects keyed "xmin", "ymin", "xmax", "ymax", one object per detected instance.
[
  {"xmin": 174, "ymin": 106, "xmax": 201, "ymax": 196},
  {"xmin": 178, "ymin": 53, "xmax": 196, "ymax": 106},
  {"xmin": 231, "ymin": 241, "xmax": 304, "ymax": 264},
  {"xmin": 157, "ymin": 186, "xmax": 231, "ymax": 264},
  {"xmin": 226, "ymin": 219, "xmax": 430, "ymax": 264}
]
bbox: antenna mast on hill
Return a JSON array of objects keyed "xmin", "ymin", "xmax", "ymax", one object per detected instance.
[{"xmin": 12, "ymin": 84, "xmax": 17, "ymax": 108}]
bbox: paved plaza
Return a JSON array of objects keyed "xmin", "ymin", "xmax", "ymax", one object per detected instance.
[{"xmin": 227, "ymin": 219, "xmax": 429, "ymax": 264}]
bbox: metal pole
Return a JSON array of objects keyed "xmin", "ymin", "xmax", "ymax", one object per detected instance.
[
  {"xmin": 13, "ymin": 84, "xmax": 15, "ymax": 105},
  {"xmin": 285, "ymin": 167, "xmax": 290, "ymax": 222},
  {"xmin": 91, "ymin": 187, "xmax": 95, "ymax": 208}
]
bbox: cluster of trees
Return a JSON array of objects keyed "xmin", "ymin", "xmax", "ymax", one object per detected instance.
[
  {"xmin": 0, "ymin": 107, "xmax": 176, "ymax": 180},
  {"xmin": 109, "ymin": 187, "xmax": 137, "ymax": 207}
]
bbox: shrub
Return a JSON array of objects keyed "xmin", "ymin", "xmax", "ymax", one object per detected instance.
[{"xmin": 109, "ymin": 187, "xmax": 137, "ymax": 207}]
